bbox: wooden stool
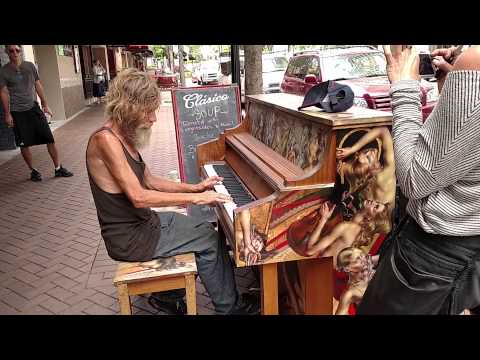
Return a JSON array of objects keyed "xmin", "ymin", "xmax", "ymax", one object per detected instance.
[{"xmin": 113, "ymin": 253, "xmax": 197, "ymax": 315}]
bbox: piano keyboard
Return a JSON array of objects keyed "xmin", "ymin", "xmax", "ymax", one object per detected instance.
[{"xmin": 204, "ymin": 164, "xmax": 256, "ymax": 221}]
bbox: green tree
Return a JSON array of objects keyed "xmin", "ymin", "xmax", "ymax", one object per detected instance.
[
  {"xmin": 188, "ymin": 45, "xmax": 202, "ymax": 61},
  {"xmin": 152, "ymin": 45, "xmax": 167, "ymax": 59},
  {"xmin": 263, "ymin": 45, "xmax": 274, "ymax": 53}
]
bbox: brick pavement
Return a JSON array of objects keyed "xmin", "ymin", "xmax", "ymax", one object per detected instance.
[{"xmin": 0, "ymin": 92, "xmax": 258, "ymax": 315}]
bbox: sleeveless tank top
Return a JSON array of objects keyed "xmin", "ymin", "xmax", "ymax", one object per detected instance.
[{"xmin": 86, "ymin": 127, "xmax": 161, "ymax": 261}]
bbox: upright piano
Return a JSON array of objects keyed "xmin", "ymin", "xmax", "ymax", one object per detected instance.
[{"xmin": 197, "ymin": 92, "xmax": 392, "ymax": 314}]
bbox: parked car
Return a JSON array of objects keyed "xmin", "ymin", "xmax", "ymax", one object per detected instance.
[
  {"xmin": 262, "ymin": 54, "xmax": 289, "ymax": 93},
  {"xmin": 154, "ymin": 69, "xmax": 179, "ymax": 88},
  {"xmin": 198, "ymin": 61, "xmax": 220, "ymax": 85},
  {"xmin": 280, "ymin": 46, "xmax": 438, "ymax": 120}
]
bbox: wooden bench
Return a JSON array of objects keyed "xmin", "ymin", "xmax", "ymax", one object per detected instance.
[{"xmin": 113, "ymin": 253, "xmax": 197, "ymax": 315}]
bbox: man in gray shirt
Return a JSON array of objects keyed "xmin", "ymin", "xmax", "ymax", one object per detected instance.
[{"xmin": 0, "ymin": 45, "xmax": 73, "ymax": 181}]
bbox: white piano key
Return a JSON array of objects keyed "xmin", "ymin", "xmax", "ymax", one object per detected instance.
[
  {"xmin": 224, "ymin": 202, "xmax": 236, "ymax": 222},
  {"xmin": 203, "ymin": 164, "xmax": 237, "ymax": 222},
  {"xmin": 213, "ymin": 184, "xmax": 229, "ymax": 195},
  {"xmin": 204, "ymin": 164, "xmax": 217, "ymax": 178}
]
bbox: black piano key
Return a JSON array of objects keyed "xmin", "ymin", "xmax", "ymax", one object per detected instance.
[{"xmin": 212, "ymin": 164, "xmax": 255, "ymax": 204}]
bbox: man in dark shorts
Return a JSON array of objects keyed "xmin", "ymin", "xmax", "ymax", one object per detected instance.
[{"xmin": 0, "ymin": 45, "xmax": 73, "ymax": 181}]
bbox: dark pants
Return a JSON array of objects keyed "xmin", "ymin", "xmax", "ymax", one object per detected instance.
[
  {"xmin": 153, "ymin": 212, "xmax": 239, "ymax": 315},
  {"xmin": 358, "ymin": 216, "xmax": 480, "ymax": 315}
]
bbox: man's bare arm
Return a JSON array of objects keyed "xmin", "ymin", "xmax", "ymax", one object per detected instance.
[
  {"xmin": 0, "ymin": 86, "xmax": 10, "ymax": 113},
  {"xmin": 143, "ymin": 166, "xmax": 200, "ymax": 193},
  {"xmin": 0, "ymin": 87, "xmax": 13, "ymax": 127},
  {"xmin": 95, "ymin": 132, "xmax": 230, "ymax": 208},
  {"xmin": 34, "ymin": 80, "xmax": 48, "ymax": 108}
]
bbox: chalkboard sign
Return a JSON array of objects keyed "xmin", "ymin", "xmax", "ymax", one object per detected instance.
[{"xmin": 172, "ymin": 84, "xmax": 241, "ymax": 222}]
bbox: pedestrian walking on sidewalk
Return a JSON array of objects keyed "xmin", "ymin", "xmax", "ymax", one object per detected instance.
[
  {"xmin": 0, "ymin": 45, "xmax": 73, "ymax": 182},
  {"xmin": 86, "ymin": 68, "xmax": 254, "ymax": 315}
]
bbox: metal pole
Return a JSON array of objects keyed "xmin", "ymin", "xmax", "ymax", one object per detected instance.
[{"xmin": 231, "ymin": 45, "xmax": 241, "ymax": 95}]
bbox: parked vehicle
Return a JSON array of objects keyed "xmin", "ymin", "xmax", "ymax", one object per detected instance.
[
  {"xmin": 154, "ymin": 69, "xmax": 179, "ymax": 88},
  {"xmin": 262, "ymin": 54, "xmax": 289, "ymax": 93},
  {"xmin": 280, "ymin": 46, "xmax": 438, "ymax": 120},
  {"xmin": 198, "ymin": 61, "xmax": 220, "ymax": 85}
]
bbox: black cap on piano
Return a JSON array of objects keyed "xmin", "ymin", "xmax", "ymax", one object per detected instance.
[{"xmin": 298, "ymin": 80, "xmax": 354, "ymax": 113}]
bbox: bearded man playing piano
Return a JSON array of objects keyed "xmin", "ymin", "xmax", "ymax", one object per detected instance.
[{"xmin": 86, "ymin": 69, "xmax": 249, "ymax": 315}]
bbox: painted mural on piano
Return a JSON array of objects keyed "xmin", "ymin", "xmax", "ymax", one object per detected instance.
[
  {"xmin": 233, "ymin": 126, "xmax": 395, "ymax": 315},
  {"xmin": 249, "ymin": 102, "xmax": 329, "ymax": 171}
]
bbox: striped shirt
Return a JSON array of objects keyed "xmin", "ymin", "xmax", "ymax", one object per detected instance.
[{"xmin": 390, "ymin": 71, "xmax": 480, "ymax": 236}]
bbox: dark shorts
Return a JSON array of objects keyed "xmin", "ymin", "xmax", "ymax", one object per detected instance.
[
  {"xmin": 358, "ymin": 216, "xmax": 480, "ymax": 315},
  {"xmin": 11, "ymin": 103, "xmax": 55, "ymax": 148}
]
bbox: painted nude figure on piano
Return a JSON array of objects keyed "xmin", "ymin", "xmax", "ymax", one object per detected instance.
[{"xmin": 336, "ymin": 126, "xmax": 396, "ymax": 214}]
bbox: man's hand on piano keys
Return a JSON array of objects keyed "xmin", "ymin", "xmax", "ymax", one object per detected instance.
[
  {"xmin": 196, "ymin": 176, "xmax": 224, "ymax": 191},
  {"xmin": 193, "ymin": 190, "xmax": 233, "ymax": 206}
]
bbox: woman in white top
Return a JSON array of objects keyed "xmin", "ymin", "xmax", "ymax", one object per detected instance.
[{"xmin": 92, "ymin": 59, "xmax": 106, "ymax": 103}]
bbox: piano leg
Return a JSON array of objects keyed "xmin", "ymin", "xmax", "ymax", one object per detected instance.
[
  {"xmin": 299, "ymin": 257, "xmax": 334, "ymax": 315},
  {"xmin": 260, "ymin": 262, "xmax": 278, "ymax": 315}
]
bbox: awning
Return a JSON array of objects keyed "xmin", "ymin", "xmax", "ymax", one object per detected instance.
[{"xmin": 127, "ymin": 45, "xmax": 153, "ymax": 57}]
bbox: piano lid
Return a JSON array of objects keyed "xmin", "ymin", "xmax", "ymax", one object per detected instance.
[{"xmin": 246, "ymin": 93, "xmax": 392, "ymax": 129}]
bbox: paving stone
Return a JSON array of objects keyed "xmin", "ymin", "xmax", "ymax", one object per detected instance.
[
  {"xmin": 56, "ymin": 266, "xmax": 84, "ymax": 280},
  {"xmin": 83, "ymin": 303, "xmax": 117, "ymax": 315}
]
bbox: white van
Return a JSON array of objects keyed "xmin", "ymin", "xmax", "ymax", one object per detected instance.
[{"xmin": 198, "ymin": 61, "xmax": 220, "ymax": 85}]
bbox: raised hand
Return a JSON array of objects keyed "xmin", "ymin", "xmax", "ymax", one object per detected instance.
[
  {"xmin": 431, "ymin": 47, "xmax": 458, "ymax": 66},
  {"xmin": 383, "ymin": 45, "xmax": 420, "ymax": 84},
  {"xmin": 319, "ymin": 202, "xmax": 336, "ymax": 219}
]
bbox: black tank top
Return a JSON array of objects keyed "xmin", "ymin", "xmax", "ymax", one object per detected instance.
[{"xmin": 86, "ymin": 127, "xmax": 160, "ymax": 261}]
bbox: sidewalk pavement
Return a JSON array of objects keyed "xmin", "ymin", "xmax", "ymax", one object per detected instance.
[{"xmin": 0, "ymin": 93, "xmax": 257, "ymax": 315}]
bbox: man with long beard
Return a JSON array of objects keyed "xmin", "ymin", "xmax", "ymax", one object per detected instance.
[{"xmin": 86, "ymin": 68, "xmax": 249, "ymax": 315}]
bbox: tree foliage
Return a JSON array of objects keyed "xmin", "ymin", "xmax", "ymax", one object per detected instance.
[{"xmin": 152, "ymin": 45, "xmax": 167, "ymax": 59}]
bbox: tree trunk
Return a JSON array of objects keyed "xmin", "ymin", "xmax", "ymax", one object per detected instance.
[
  {"xmin": 167, "ymin": 45, "xmax": 174, "ymax": 73},
  {"xmin": 178, "ymin": 45, "xmax": 185, "ymax": 86},
  {"xmin": 244, "ymin": 45, "xmax": 263, "ymax": 96}
]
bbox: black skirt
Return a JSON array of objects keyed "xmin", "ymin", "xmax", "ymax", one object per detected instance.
[{"xmin": 93, "ymin": 81, "xmax": 105, "ymax": 98}]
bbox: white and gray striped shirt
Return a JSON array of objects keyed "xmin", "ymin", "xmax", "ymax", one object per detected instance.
[{"xmin": 390, "ymin": 71, "xmax": 480, "ymax": 236}]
